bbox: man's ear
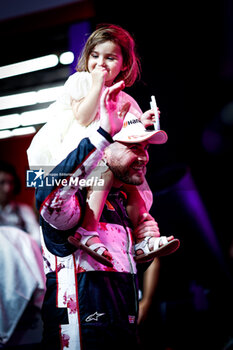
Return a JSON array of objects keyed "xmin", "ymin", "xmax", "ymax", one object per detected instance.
[
  {"xmin": 102, "ymin": 150, "xmax": 108, "ymax": 164},
  {"xmin": 103, "ymin": 145, "xmax": 111, "ymax": 164}
]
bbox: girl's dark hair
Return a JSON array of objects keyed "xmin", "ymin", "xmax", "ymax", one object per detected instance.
[{"xmin": 76, "ymin": 24, "xmax": 141, "ymax": 87}]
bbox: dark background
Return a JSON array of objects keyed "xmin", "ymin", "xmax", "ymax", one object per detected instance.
[{"xmin": 0, "ymin": 0, "xmax": 233, "ymax": 348}]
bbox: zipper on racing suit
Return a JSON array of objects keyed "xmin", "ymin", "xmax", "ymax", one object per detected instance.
[{"xmin": 112, "ymin": 193, "xmax": 138, "ymax": 316}]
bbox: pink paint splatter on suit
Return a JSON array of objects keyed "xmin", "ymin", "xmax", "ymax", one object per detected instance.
[
  {"xmin": 67, "ymin": 295, "xmax": 77, "ymax": 314},
  {"xmin": 61, "ymin": 333, "xmax": 70, "ymax": 348},
  {"xmin": 77, "ymin": 265, "xmax": 86, "ymax": 273},
  {"xmin": 57, "ymin": 263, "xmax": 65, "ymax": 272},
  {"xmin": 99, "ymin": 222, "xmax": 107, "ymax": 230},
  {"xmin": 103, "ymin": 266, "xmax": 117, "ymax": 272},
  {"xmin": 63, "ymin": 291, "xmax": 67, "ymax": 305}
]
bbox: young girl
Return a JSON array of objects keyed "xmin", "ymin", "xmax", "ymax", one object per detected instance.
[{"xmin": 27, "ymin": 24, "xmax": 179, "ymax": 267}]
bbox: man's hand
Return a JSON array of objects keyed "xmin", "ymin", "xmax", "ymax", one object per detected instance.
[
  {"xmin": 134, "ymin": 213, "xmax": 160, "ymax": 240},
  {"xmin": 100, "ymin": 80, "xmax": 130, "ymax": 136}
]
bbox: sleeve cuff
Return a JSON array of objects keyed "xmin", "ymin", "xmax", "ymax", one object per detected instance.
[
  {"xmin": 97, "ymin": 127, "xmax": 114, "ymax": 144},
  {"xmin": 89, "ymin": 127, "xmax": 113, "ymax": 152}
]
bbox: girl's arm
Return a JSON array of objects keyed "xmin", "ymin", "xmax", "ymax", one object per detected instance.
[{"xmin": 71, "ymin": 67, "xmax": 107, "ymax": 126}]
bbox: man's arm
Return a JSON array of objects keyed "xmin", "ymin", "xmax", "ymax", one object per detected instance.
[
  {"xmin": 36, "ymin": 81, "xmax": 128, "ymax": 231},
  {"xmin": 138, "ymin": 258, "xmax": 160, "ymax": 324},
  {"xmin": 36, "ymin": 128, "xmax": 112, "ymax": 230}
]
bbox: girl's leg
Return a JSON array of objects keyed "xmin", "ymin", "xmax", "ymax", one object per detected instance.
[
  {"xmin": 82, "ymin": 165, "xmax": 114, "ymax": 230},
  {"xmin": 69, "ymin": 167, "xmax": 114, "ymax": 265}
]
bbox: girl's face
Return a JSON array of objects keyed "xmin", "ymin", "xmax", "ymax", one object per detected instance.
[{"xmin": 87, "ymin": 41, "xmax": 125, "ymax": 86}]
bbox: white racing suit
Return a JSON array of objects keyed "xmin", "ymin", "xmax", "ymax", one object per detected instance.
[{"xmin": 36, "ymin": 127, "xmax": 140, "ymax": 350}]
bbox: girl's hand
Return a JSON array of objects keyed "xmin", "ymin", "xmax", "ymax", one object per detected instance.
[
  {"xmin": 100, "ymin": 80, "xmax": 130, "ymax": 136},
  {"xmin": 140, "ymin": 108, "xmax": 160, "ymax": 128},
  {"xmin": 91, "ymin": 66, "xmax": 108, "ymax": 88}
]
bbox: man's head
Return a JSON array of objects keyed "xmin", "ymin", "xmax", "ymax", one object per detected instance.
[
  {"xmin": 103, "ymin": 112, "xmax": 168, "ymax": 186},
  {"xmin": 104, "ymin": 140, "xmax": 149, "ymax": 186}
]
